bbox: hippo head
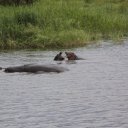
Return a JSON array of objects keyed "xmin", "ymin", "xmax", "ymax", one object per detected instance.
[
  {"xmin": 65, "ymin": 52, "xmax": 78, "ymax": 60},
  {"xmin": 54, "ymin": 52, "xmax": 65, "ymax": 61},
  {"xmin": 4, "ymin": 68, "xmax": 14, "ymax": 73}
]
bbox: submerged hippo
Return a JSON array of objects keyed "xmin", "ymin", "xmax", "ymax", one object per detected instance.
[
  {"xmin": 65, "ymin": 52, "xmax": 84, "ymax": 60},
  {"xmin": 54, "ymin": 52, "xmax": 64, "ymax": 61},
  {"xmin": 4, "ymin": 64, "xmax": 68, "ymax": 73}
]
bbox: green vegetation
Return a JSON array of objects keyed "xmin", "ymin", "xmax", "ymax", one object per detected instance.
[
  {"xmin": 0, "ymin": 0, "xmax": 37, "ymax": 6},
  {"xmin": 0, "ymin": 0, "xmax": 128, "ymax": 49}
]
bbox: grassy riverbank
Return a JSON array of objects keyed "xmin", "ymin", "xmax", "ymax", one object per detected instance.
[{"xmin": 0, "ymin": 0, "xmax": 128, "ymax": 49}]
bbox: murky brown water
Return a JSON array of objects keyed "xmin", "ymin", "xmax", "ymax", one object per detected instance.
[{"xmin": 0, "ymin": 40, "xmax": 128, "ymax": 128}]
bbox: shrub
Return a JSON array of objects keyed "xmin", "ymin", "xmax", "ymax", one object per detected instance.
[
  {"xmin": 0, "ymin": 0, "xmax": 38, "ymax": 6},
  {"xmin": 15, "ymin": 11, "xmax": 38, "ymax": 25}
]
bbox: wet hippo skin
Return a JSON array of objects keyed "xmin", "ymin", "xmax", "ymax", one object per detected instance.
[
  {"xmin": 4, "ymin": 64, "xmax": 68, "ymax": 73},
  {"xmin": 65, "ymin": 52, "xmax": 84, "ymax": 60},
  {"xmin": 54, "ymin": 52, "xmax": 64, "ymax": 61}
]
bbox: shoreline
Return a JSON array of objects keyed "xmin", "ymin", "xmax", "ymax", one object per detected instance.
[{"xmin": 0, "ymin": 0, "xmax": 128, "ymax": 50}]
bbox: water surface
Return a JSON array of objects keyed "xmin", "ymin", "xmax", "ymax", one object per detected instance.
[{"xmin": 0, "ymin": 40, "xmax": 128, "ymax": 128}]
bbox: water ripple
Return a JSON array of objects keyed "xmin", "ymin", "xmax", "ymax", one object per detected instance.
[{"xmin": 0, "ymin": 42, "xmax": 128, "ymax": 128}]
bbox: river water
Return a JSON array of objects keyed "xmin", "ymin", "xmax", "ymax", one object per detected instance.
[{"xmin": 0, "ymin": 40, "xmax": 128, "ymax": 128}]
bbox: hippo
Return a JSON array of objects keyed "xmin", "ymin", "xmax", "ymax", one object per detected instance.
[
  {"xmin": 4, "ymin": 64, "xmax": 68, "ymax": 73},
  {"xmin": 65, "ymin": 52, "xmax": 84, "ymax": 60},
  {"xmin": 54, "ymin": 52, "xmax": 64, "ymax": 61}
]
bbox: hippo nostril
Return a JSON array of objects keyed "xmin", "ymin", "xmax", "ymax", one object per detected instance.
[{"xmin": 4, "ymin": 68, "xmax": 9, "ymax": 72}]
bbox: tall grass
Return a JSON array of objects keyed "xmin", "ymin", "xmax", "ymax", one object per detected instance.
[{"xmin": 0, "ymin": 0, "xmax": 128, "ymax": 49}]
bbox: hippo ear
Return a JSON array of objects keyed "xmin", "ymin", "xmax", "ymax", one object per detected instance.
[
  {"xmin": 54, "ymin": 54, "xmax": 58, "ymax": 60},
  {"xmin": 59, "ymin": 52, "xmax": 62, "ymax": 55}
]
